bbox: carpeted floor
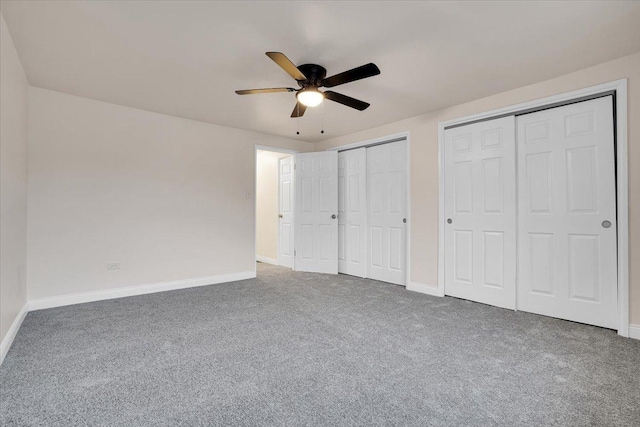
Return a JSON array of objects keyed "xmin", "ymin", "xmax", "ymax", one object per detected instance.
[{"xmin": 1, "ymin": 263, "xmax": 639, "ymax": 426}]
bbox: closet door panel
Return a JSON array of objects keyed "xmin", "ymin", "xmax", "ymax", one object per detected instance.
[
  {"xmin": 338, "ymin": 148, "xmax": 367, "ymax": 277},
  {"xmin": 294, "ymin": 151, "xmax": 339, "ymax": 274},
  {"xmin": 444, "ymin": 116, "xmax": 516, "ymax": 309},
  {"xmin": 367, "ymin": 141, "xmax": 407, "ymax": 285},
  {"xmin": 517, "ymin": 96, "xmax": 617, "ymax": 329}
]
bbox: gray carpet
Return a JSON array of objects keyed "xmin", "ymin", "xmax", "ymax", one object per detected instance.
[{"xmin": 1, "ymin": 263, "xmax": 639, "ymax": 426}]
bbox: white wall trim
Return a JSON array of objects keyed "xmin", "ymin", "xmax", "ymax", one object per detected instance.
[
  {"xmin": 614, "ymin": 80, "xmax": 630, "ymax": 338},
  {"xmin": 437, "ymin": 78, "xmax": 630, "ymax": 337},
  {"xmin": 254, "ymin": 145, "xmax": 298, "ymax": 154},
  {"xmin": 325, "ymin": 131, "xmax": 410, "ymax": 152},
  {"xmin": 407, "ymin": 282, "xmax": 443, "ymax": 297},
  {"xmin": 28, "ymin": 271, "xmax": 256, "ymax": 311},
  {"xmin": 629, "ymin": 324, "xmax": 640, "ymax": 341},
  {"xmin": 405, "ymin": 134, "xmax": 412, "ymax": 288},
  {"xmin": 256, "ymin": 255, "xmax": 279, "ymax": 266},
  {"xmin": 326, "ymin": 131, "xmax": 412, "ymax": 287},
  {"xmin": 0, "ymin": 303, "xmax": 29, "ymax": 366}
]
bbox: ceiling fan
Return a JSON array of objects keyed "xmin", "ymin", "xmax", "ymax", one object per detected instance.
[{"xmin": 235, "ymin": 52, "xmax": 380, "ymax": 118}]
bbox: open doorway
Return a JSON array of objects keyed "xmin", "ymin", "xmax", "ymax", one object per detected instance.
[{"xmin": 255, "ymin": 146, "xmax": 296, "ymax": 272}]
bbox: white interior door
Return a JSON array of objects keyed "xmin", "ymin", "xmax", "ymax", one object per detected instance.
[
  {"xmin": 338, "ymin": 148, "xmax": 367, "ymax": 278},
  {"xmin": 444, "ymin": 116, "xmax": 517, "ymax": 309},
  {"xmin": 278, "ymin": 156, "xmax": 294, "ymax": 269},
  {"xmin": 294, "ymin": 151, "xmax": 339, "ymax": 274},
  {"xmin": 517, "ymin": 96, "xmax": 617, "ymax": 329},
  {"xmin": 367, "ymin": 141, "xmax": 407, "ymax": 285}
]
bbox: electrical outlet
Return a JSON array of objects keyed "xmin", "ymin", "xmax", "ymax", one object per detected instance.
[{"xmin": 107, "ymin": 262, "xmax": 121, "ymax": 271}]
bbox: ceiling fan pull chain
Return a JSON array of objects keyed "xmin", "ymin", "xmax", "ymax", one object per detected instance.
[
  {"xmin": 321, "ymin": 100, "xmax": 325, "ymax": 134},
  {"xmin": 296, "ymin": 103, "xmax": 300, "ymax": 135}
]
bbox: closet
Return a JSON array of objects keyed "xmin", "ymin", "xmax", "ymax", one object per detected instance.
[
  {"xmin": 338, "ymin": 140, "xmax": 408, "ymax": 285},
  {"xmin": 443, "ymin": 96, "xmax": 618, "ymax": 328}
]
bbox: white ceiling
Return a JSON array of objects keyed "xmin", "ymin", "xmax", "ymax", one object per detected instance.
[{"xmin": 2, "ymin": 1, "xmax": 639, "ymax": 142}]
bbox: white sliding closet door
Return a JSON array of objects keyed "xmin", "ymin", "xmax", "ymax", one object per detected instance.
[
  {"xmin": 444, "ymin": 116, "xmax": 517, "ymax": 309},
  {"xmin": 517, "ymin": 96, "xmax": 617, "ymax": 329},
  {"xmin": 294, "ymin": 151, "xmax": 339, "ymax": 274},
  {"xmin": 338, "ymin": 148, "xmax": 367, "ymax": 277},
  {"xmin": 278, "ymin": 156, "xmax": 294, "ymax": 269},
  {"xmin": 367, "ymin": 141, "xmax": 407, "ymax": 285}
]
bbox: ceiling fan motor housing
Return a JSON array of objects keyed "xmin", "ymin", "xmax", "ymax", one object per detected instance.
[{"xmin": 297, "ymin": 64, "xmax": 327, "ymax": 88}]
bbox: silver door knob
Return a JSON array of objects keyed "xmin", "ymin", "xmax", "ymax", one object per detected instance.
[
  {"xmin": 403, "ymin": 218, "xmax": 407, "ymax": 223},
  {"xmin": 331, "ymin": 214, "xmax": 337, "ymax": 219},
  {"xmin": 447, "ymin": 218, "xmax": 453, "ymax": 224},
  {"xmin": 602, "ymin": 220, "xmax": 612, "ymax": 228}
]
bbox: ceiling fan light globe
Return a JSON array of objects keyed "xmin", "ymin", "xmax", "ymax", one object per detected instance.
[{"xmin": 296, "ymin": 88, "xmax": 324, "ymax": 107}]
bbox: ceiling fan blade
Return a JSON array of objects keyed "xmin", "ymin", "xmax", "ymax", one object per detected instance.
[
  {"xmin": 235, "ymin": 88, "xmax": 296, "ymax": 95},
  {"xmin": 322, "ymin": 63, "xmax": 380, "ymax": 88},
  {"xmin": 291, "ymin": 102, "xmax": 307, "ymax": 118},
  {"xmin": 324, "ymin": 91, "xmax": 370, "ymax": 111},
  {"xmin": 266, "ymin": 52, "xmax": 307, "ymax": 81}
]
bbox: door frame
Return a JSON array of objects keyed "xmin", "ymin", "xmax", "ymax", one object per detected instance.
[
  {"xmin": 254, "ymin": 145, "xmax": 298, "ymax": 273},
  {"xmin": 437, "ymin": 79, "xmax": 629, "ymax": 337},
  {"xmin": 327, "ymin": 131, "xmax": 412, "ymax": 286}
]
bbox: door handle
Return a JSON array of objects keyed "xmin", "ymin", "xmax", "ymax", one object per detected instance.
[
  {"xmin": 602, "ymin": 220, "xmax": 612, "ymax": 228},
  {"xmin": 447, "ymin": 218, "xmax": 453, "ymax": 224},
  {"xmin": 279, "ymin": 214, "xmax": 283, "ymax": 218},
  {"xmin": 403, "ymin": 218, "xmax": 407, "ymax": 224},
  {"xmin": 331, "ymin": 214, "xmax": 337, "ymax": 219}
]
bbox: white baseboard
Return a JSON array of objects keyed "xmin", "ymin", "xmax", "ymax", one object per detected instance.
[
  {"xmin": 0, "ymin": 302, "xmax": 29, "ymax": 366},
  {"xmin": 406, "ymin": 281, "xmax": 443, "ymax": 297},
  {"xmin": 256, "ymin": 255, "xmax": 279, "ymax": 266},
  {"xmin": 629, "ymin": 324, "xmax": 640, "ymax": 340},
  {"xmin": 28, "ymin": 271, "xmax": 256, "ymax": 311}
]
